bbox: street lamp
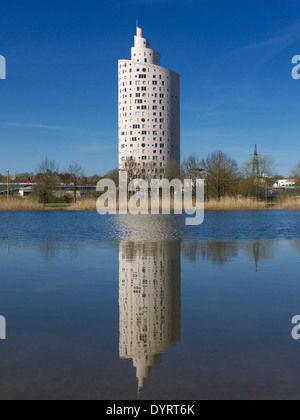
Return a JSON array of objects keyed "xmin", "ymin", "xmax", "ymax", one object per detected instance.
[
  {"xmin": 262, "ymin": 173, "xmax": 268, "ymax": 201},
  {"xmin": 7, "ymin": 169, "xmax": 9, "ymax": 200}
]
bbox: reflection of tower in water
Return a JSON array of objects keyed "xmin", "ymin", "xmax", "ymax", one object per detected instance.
[{"xmin": 119, "ymin": 240, "xmax": 181, "ymax": 392}]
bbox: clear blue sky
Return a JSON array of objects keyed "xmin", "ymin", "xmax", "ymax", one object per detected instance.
[{"xmin": 0, "ymin": 0, "xmax": 300, "ymax": 176}]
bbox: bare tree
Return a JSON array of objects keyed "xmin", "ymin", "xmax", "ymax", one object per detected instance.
[
  {"xmin": 181, "ymin": 154, "xmax": 205, "ymax": 197},
  {"xmin": 181, "ymin": 154, "xmax": 202, "ymax": 181},
  {"xmin": 142, "ymin": 162, "xmax": 159, "ymax": 184},
  {"xmin": 290, "ymin": 163, "xmax": 300, "ymax": 179},
  {"xmin": 165, "ymin": 160, "xmax": 181, "ymax": 182},
  {"xmin": 241, "ymin": 155, "xmax": 276, "ymax": 179},
  {"xmin": 34, "ymin": 158, "xmax": 60, "ymax": 204},
  {"xmin": 121, "ymin": 157, "xmax": 142, "ymax": 183},
  {"xmin": 105, "ymin": 168, "xmax": 119, "ymax": 188},
  {"xmin": 240, "ymin": 155, "xmax": 276, "ymax": 199},
  {"xmin": 201, "ymin": 151, "xmax": 239, "ymax": 200}
]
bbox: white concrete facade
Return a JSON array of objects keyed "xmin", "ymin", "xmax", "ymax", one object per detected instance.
[
  {"xmin": 118, "ymin": 27, "xmax": 180, "ymax": 176},
  {"xmin": 273, "ymin": 179, "xmax": 296, "ymax": 188}
]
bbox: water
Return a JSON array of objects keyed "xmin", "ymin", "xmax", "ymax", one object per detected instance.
[{"xmin": 0, "ymin": 211, "xmax": 300, "ymax": 400}]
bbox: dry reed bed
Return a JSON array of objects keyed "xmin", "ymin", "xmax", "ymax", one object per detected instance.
[
  {"xmin": 204, "ymin": 198, "xmax": 268, "ymax": 211},
  {"xmin": 69, "ymin": 197, "xmax": 300, "ymax": 211},
  {"xmin": 69, "ymin": 197, "xmax": 272, "ymax": 211},
  {"xmin": 0, "ymin": 198, "xmax": 45, "ymax": 211},
  {"xmin": 273, "ymin": 197, "xmax": 300, "ymax": 210},
  {"xmin": 1, "ymin": 197, "xmax": 300, "ymax": 212}
]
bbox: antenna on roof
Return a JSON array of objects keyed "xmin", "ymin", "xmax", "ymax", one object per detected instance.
[{"xmin": 136, "ymin": 19, "xmax": 139, "ymax": 29}]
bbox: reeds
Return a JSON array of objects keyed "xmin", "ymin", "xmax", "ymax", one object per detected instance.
[
  {"xmin": 2, "ymin": 196, "xmax": 300, "ymax": 212},
  {"xmin": 204, "ymin": 197, "xmax": 268, "ymax": 211},
  {"xmin": 273, "ymin": 196, "xmax": 300, "ymax": 210},
  {"xmin": 68, "ymin": 199, "xmax": 97, "ymax": 211},
  {"xmin": 68, "ymin": 197, "xmax": 268, "ymax": 211}
]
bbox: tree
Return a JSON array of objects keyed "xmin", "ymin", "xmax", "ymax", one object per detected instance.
[
  {"xmin": 181, "ymin": 154, "xmax": 202, "ymax": 181},
  {"xmin": 143, "ymin": 162, "xmax": 159, "ymax": 184},
  {"xmin": 14, "ymin": 172, "xmax": 35, "ymax": 181},
  {"xmin": 34, "ymin": 158, "xmax": 61, "ymax": 204},
  {"xmin": 105, "ymin": 168, "xmax": 119, "ymax": 188},
  {"xmin": 121, "ymin": 157, "xmax": 142, "ymax": 183},
  {"xmin": 241, "ymin": 155, "xmax": 276, "ymax": 179},
  {"xmin": 290, "ymin": 163, "xmax": 300, "ymax": 194},
  {"xmin": 240, "ymin": 155, "xmax": 276, "ymax": 199},
  {"xmin": 67, "ymin": 163, "xmax": 84, "ymax": 203},
  {"xmin": 181, "ymin": 154, "xmax": 205, "ymax": 197},
  {"xmin": 290, "ymin": 163, "xmax": 300, "ymax": 179},
  {"xmin": 201, "ymin": 151, "xmax": 239, "ymax": 200}
]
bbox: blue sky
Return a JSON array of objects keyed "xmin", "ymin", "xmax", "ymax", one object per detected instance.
[{"xmin": 0, "ymin": 0, "xmax": 300, "ymax": 176}]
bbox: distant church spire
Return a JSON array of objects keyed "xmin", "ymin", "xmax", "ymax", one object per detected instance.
[{"xmin": 253, "ymin": 144, "xmax": 260, "ymax": 176}]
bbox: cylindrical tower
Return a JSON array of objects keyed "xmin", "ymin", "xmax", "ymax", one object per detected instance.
[{"xmin": 118, "ymin": 27, "xmax": 180, "ymax": 178}]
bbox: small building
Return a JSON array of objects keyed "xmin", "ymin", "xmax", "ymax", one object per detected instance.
[{"xmin": 273, "ymin": 179, "xmax": 296, "ymax": 188}]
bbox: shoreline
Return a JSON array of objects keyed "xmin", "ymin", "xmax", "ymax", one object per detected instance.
[{"xmin": 1, "ymin": 197, "xmax": 300, "ymax": 212}]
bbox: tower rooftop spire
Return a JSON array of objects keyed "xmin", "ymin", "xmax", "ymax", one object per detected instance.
[{"xmin": 134, "ymin": 27, "xmax": 150, "ymax": 49}]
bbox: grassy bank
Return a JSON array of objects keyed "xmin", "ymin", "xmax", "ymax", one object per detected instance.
[{"xmin": 2, "ymin": 196, "xmax": 300, "ymax": 212}]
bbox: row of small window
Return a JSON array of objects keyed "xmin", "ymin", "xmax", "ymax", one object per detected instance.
[
  {"xmin": 130, "ymin": 136, "xmax": 166, "ymax": 141},
  {"xmin": 123, "ymin": 124, "xmax": 166, "ymax": 132},
  {"xmin": 120, "ymin": 112, "xmax": 169, "ymax": 118},
  {"xmin": 121, "ymin": 117, "xmax": 167, "ymax": 124},
  {"xmin": 121, "ymin": 109, "xmax": 167, "ymax": 117},
  {"xmin": 122, "ymin": 102, "xmax": 168, "ymax": 110},
  {"xmin": 121, "ymin": 137, "xmax": 168, "ymax": 143},
  {"xmin": 134, "ymin": 81, "xmax": 166, "ymax": 86},
  {"xmin": 130, "ymin": 118, "xmax": 166, "ymax": 124},
  {"xmin": 121, "ymin": 81, "xmax": 166, "ymax": 87},
  {"xmin": 122, "ymin": 154, "xmax": 166, "ymax": 161},
  {"xmin": 120, "ymin": 66, "xmax": 168, "ymax": 80},
  {"xmin": 128, "ymin": 131, "xmax": 166, "ymax": 136},
  {"xmin": 120, "ymin": 90, "xmax": 166, "ymax": 98},
  {"xmin": 121, "ymin": 144, "xmax": 165, "ymax": 148},
  {"xmin": 135, "ymin": 93, "xmax": 164, "ymax": 98},
  {"xmin": 133, "ymin": 101, "xmax": 168, "ymax": 110}
]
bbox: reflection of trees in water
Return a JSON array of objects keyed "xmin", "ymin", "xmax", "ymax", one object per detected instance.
[
  {"xmin": 182, "ymin": 240, "xmax": 278, "ymax": 270},
  {"xmin": 182, "ymin": 241, "xmax": 238, "ymax": 266},
  {"xmin": 243, "ymin": 240, "xmax": 277, "ymax": 272},
  {"xmin": 290, "ymin": 241, "xmax": 300, "ymax": 255},
  {"xmin": 35, "ymin": 242, "xmax": 83, "ymax": 261},
  {"xmin": 0, "ymin": 241, "xmax": 106, "ymax": 261}
]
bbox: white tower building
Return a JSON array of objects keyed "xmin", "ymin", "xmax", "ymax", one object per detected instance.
[{"xmin": 118, "ymin": 27, "xmax": 180, "ymax": 177}]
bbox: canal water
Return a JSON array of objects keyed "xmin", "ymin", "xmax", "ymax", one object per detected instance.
[{"xmin": 0, "ymin": 211, "xmax": 300, "ymax": 400}]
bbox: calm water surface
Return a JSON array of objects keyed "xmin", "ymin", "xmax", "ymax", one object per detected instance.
[{"xmin": 0, "ymin": 211, "xmax": 300, "ymax": 400}]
